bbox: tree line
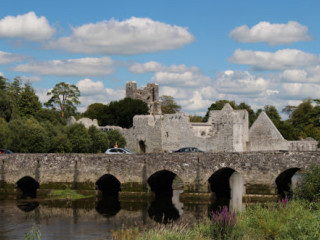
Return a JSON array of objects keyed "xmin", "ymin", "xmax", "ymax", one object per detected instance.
[{"xmin": 0, "ymin": 77, "xmax": 126, "ymax": 153}]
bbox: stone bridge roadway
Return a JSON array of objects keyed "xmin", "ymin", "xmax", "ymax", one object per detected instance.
[{"xmin": 1, "ymin": 151, "xmax": 319, "ymax": 201}]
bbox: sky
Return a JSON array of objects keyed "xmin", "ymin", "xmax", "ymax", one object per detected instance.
[{"xmin": 1, "ymin": 0, "xmax": 320, "ymax": 117}]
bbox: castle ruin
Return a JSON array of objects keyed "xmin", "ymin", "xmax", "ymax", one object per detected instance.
[{"xmin": 69, "ymin": 82, "xmax": 318, "ymax": 153}]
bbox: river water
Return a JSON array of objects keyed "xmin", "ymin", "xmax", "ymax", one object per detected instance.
[{"xmin": 0, "ymin": 190, "xmax": 233, "ymax": 240}]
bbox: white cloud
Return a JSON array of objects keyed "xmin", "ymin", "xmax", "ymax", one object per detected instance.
[
  {"xmin": 129, "ymin": 61, "xmax": 199, "ymax": 74},
  {"xmin": 281, "ymin": 83, "xmax": 320, "ymax": 99},
  {"xmin": 47, "ymin": 17, "xmax": 194, "ymax": 55},
  {"xmin": 0, "ymin": 51, "xmax": 28, "ymax": 64},
  {"xmin": 76, "ymin": 79, "xmax": 125, "ymax": 112},
  {"xmin": 0, "ymin": 72, "xmax": 3, "ymax": 76},
  {"xmin": 215, "ymin": 70, "xmax": 270, "ymax": 95},
  {"xmin": 152, "ymin": 71, "xmax": 211, "ymax": 87},
  {"xmin": 229, "ymin": 21, "xmax": 311, "ymax": 45},
  {"xmin": 0, "ymin": 12, "xmax": 55, "ymax": 41},
  {"xmin": 76, "ymin": 78, "xmax": 105, "ymax": 96},
  {"xmin": 12, "ymin": 57, "xmax": 115, "ymax": 76},
  {"xmin": 229, "ymin": 49, "xmax": 320, "ymax": 70},
  {"xmin": 281, "ymin": 66, "xmax": 320, "ymax": 83},
  {"xmin": 20, "ymin": 75, "xmax": 41, "ymax": 83}
]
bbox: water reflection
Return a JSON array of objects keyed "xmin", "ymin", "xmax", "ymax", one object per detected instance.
[
  {"xmin": 16, "ymin": 201, "xmax": 39, "ymax": 212},
  {"xmin": 96, "ymin": 196, "xmax": 121, "ymax": 218},
  {"xmin": 148, "ymin": 196, "xmax": 180, "ymax": 224}
]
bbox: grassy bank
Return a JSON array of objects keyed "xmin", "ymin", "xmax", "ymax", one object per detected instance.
[{"xmin": 111, "ymin": 199, "xmax": 320, "ymax": 240}]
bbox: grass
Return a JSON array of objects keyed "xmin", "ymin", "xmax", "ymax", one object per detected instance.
[
  {"xmin": 111, "ymin": 199, "xmax": 320, "ymax": 240},
  {"xmin": 48, "ymin": 188, "xmax": 93, "ymax": 200}
]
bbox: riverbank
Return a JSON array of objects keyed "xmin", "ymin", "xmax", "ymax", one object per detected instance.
[{"xmin": 111, "ymin": 199, "xmax": 320, "ymax": 240}]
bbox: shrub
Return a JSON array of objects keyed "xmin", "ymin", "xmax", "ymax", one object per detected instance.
[{"xmin": 294, "ymin": 163, "xmax": 320, "ymax": 201}]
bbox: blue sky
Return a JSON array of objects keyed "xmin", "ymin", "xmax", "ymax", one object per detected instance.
[{"xmin": 1, "ymin": 0, "xmax": 320, "ymax": 116}]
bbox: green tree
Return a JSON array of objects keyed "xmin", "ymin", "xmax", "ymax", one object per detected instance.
[
  {"xmin": 160, "ymin": 95, "xmax": 181, "ymax": 114},
  {"xmin": 82, "ymin": 103, "xmax": 105, "ymax": 125},
  {"xmin": 17, "ymin": 83, "xmax": 42, "ymax": 117},
  {"xmin": 51, "ymin": 132, "xmax": 72, "ymax": 153},
  {"xmin": 45, "ymin": 82, "xmax": 80, "ymax": 119},
  {"xmin": 0, "ymin": 118, "xmax": 8, "ymax": 147},
  {"xmin": 189, "ymin": 115, "xmax": 203, "ymax": 122},
  {"xmin": 294, "ymin": 164, "xmax": 320, "ymax": 201},
  {"xmin": 67, "ymin": 123, "xmax": 91, "ymax": 153},
  {"xmin": 7, "ymin": 118, "xmax": 50, "ymax": 153},
  {"xmin": 88, "ymin": 126, "xmax": 108, "ymax": 153},
  {"xmin": 106, "ymin": 130, "xmax": 126, "ymax": 148},
  {"xmin": 100, "ymin": 98, "xmax": 149, "ymax": 128}
]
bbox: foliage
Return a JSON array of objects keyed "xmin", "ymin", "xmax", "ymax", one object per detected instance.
[
  {"xmin": 88, "ymin": 126, "xmax": 108, "ymax": 153},
  {"xmin": 0, "ymin": 117, "xmax": 8, "ymax": 147},
  {"xmin": 106, "ymin": 129, "xmax": 126, "ymax": 148},
  {"xmin": 160, "ymin": 95, "xmax": 181, "ymax": 114},
  {"xmin": 81, "ymin": 103, "xmax": 105, "ymax": 125},
  {"xmin": 45, "ymin": 82, "xmax": 80, "ymax": 119},
  {"xmin": 17, "ymin": 83, "xmax": 42, "ymax": 117},
  {"xmin": 294, "ymin": 164, "xmax": 320, "ymax": 201},
  {"xmin": 189, "ymin": 115, "xmax": 203, "ymax": 122},
  {"xmin": 99, "ymin": 98, "xmax": 149, "ymax": 128},
  {"xmin": 24, "ymin": 225, "xmax": 41, "ymax": 240},
  {"xmin": 66, "ymin": 123, "xmax": 91, "ymax": 153},
  {"xmin": 7, "ymin": 118, "xmax": 50, "ymax": 153}
]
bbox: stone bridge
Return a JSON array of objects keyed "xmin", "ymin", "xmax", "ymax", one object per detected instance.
[{"xmin": 1, "ymin": 151, "xmax": 319, "ymax": 202}]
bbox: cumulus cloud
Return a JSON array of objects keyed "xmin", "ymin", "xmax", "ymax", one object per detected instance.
[
  {"xmin": 47, "ymin": 17, "xmax": 194, "ymax": 55},
  {"xmin": 12, "ymin": 57, "xmax": 115, "ymax": 76},
  {"xmin": 0, "ymin": 51, "xmax": 29, "ymax": 64},
  {"xmin": 0, "ymin": 12, "xmax": 55, "ymax": 41},
  {"xmin": 20, "ymin": 75, "xmax": 41, "ymax": 83},
  {"xmin": 281, "ymin": 66, "xmax": 320, "ymax": 83},
  {"xmin": 229, "ymin": 49, "xmax": 320, "ymax": 70},
  {"xmin": 75, "ymin": 79, "xmax": 125, "ymax": 112},
  {"xmin": 129, "ymin": 61, "xmax": 199, "ymax": 74},
  {"xmin": 215, "ymin": 70, "xmax": 271, "ymax": 96},
  {"xmin": 281, "ymin": 83, "xmax": 320, "ymax": 99},
  {"xmin": 229, "ymin": 21, "xmax": 311, "ymax": 45}
]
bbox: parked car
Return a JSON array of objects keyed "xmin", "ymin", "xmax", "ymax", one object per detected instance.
[
  {"xmin": 0, "ymin": 148, "xmax": 14, "ymax": 154},
  {"xmin": 104, "ymin": 148, "xmax": 132, "ymax": 154},
  {"xmin": 173, "ymin": 147, "xmax": 204, "ymax": 153}
]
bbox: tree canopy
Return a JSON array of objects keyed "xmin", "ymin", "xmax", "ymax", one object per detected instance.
[
  {"xmin": 160, "ymin": 95, "xmax": 181, "ymax": 114},
  {"xmin": 45, "ymin": 82, "xmax": 80, "ymax": 119},
  {"xmin": 82, "ymin": 98, "xmax": 149, "ymax": 128}
]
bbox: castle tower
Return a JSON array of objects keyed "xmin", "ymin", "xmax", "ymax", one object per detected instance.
[{"xmin": 125, "ymin": 81, "xmax": 162, "ymax": 115}]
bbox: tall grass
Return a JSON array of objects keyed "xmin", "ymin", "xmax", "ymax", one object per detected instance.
[{"xmin": 124, "ymin": 199, "xmax": 320, "ymax": 240}]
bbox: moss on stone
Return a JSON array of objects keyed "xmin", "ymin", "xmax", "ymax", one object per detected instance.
[
  {"xmin": 48, "ymin": 188, "xmax": 94, "ymax": 200},
  {"xmin": 121, "ymin": 182, "xmax": 145, "ymax": 192},
  {"xmin": 246, "ymin": 184, "xmax": 275, "ymax": 195}
]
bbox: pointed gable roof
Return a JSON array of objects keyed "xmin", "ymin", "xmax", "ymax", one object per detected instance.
[
  {"xmin": 250, "ymin": 111, "xmax": 284, "ymax": 140},
  {"xmin": 221, "ymin": 103, "xmax": 234, "ymax": 112}
]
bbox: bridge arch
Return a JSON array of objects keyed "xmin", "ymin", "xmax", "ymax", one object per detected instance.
[
  {"xmin": 96, "ymin": 174, "xmax": 121, "ymax": 197},
  {"xmin": 275, "ymin": 167, "xmax": 301, "ymax": 198},
  {"xmin": 147, "ymin": 169, "xmax": 183, "ymax": 198},
  {"xmin": 16, "ymin": 176, "xmax": 39, "ymax": 198}
]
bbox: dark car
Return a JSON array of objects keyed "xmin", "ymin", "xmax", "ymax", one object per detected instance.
[
  {"xmin": 173, "ymin": 147, "xmax": 204, "ymax": 153},
  {"xmin": 0, "ymin": 148, "xmax": 14, "ymax": 154}
]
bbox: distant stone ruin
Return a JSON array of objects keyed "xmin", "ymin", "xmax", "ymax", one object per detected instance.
[
  {"xmin": 126, "ymin": 81, "xmax": 162, "ymax": 115},
  {"xmin": 69, "ymin": 82, "xmax": 318, "ymax": 153}
]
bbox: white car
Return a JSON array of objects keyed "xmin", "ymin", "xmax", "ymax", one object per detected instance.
[{"xmin": 104, "ymin": 148, "xmax": 132, "ymax": 154}]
